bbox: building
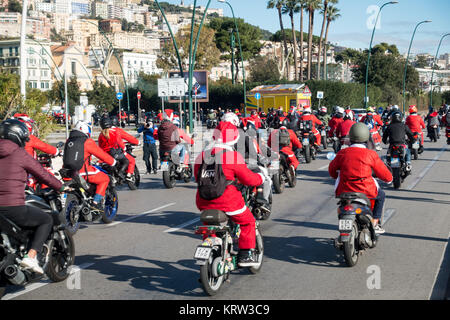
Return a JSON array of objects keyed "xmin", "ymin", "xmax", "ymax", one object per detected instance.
[
  {"xmin": 51, "ymin": 44, "xmax": 93, "ymax": 91},
  {"xmin": 91, "ymin": 1, "xmax": 109, "ymax": 19},
  {"xmin": 91, "ymin": 32, "xmax": 160, "ymax": 54},
  {"xmin": 99, "ymin": 19, "xmax": 122, "ymax": 33},
  {"xmin": 54, "ymin": 0, "xmax": 72, "ymax": 14},
  {"xmin": 52, "ymin": 13, "xmax": 71, "ymax": 33},
  {"xmin": 63, "ymin": 18, "xmax": 99, "ymax": 49},
  {"xmin": 0, "ymin": 39, "xmax": 53, "ymax": 91},
  {"xmin": 417, "ymin": 67, "xmax": 450, "ymax": 93},
  {"xmin": 71, "ymin": 0, "xmax": 91, "ymax": 16},
  {"xmin": 109, "ymin": 51, "xmax": 162, "ymax": 86},
  {"xmin": 35, "ymin": 1, "xmax": 55, "ymax": 13},
  {"xmin": 0, "ymin": 12, "xmax": 50, "ymax": 40}
]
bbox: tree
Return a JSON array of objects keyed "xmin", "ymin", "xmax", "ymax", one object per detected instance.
[
  {"xmin": 322, "ymin": 5, "xmax": 340, "ymax": 79},
  {"xmin": 248, "ymin": 55, "xmax": 281, "ymax": 82},
  {"xmin": 306, "ymin": 0, "xmax": 322, "ymax": 80},
  {"xmin": 86, "ymin": 81, "xmax": 117, "ymax": 113},
  {"xmin": 415, "ymin": 55, "xmax": 429, "ymax": 68},
  {"xmin": 317, "ymin": 0, "xmax": 338, "ymax": 80},
  {"xmin": 298, "ymin": 0, "xmax": 307, "ymax": 81},
  {"xmin": 157, "ymin": 25, "xmax": 221, "ymax": 72},
  {"xmin": 47, "ymin": 76, "xmax": 81, "ymax": 114},
  {"xmin": 268, "ymin": 0, "xmax": 289, "ymax": 78},
  {"xmin": 7, "ymin": 0, "xmax": 22, "ymax": 12},
  {"xmin": 282, "ymin": 0, "xmax": 301, "ymax": 81}
]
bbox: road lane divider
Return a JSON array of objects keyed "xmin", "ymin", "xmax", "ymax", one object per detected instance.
[
  {"xmin": 107, "ymin": 202, "xmax": 176, "ymax": 227},
  {"xmin": 164, "ymin": 217, "xmax": 200, "ymax": 233}
]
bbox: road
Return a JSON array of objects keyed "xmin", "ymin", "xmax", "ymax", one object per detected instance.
[{"xmin": 2, "ymin": 129, "xmax": 449, "ymax": 300}]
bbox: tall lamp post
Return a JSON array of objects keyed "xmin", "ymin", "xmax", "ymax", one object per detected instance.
[
  {"xmin": 19, "ymin": 0, "xmax": 29, "ymax": 101},
  {"xmin": 218, "ymin": 0, "xmax": 247, "ymax": 115},
  {"xmin": 402, "ymin": 20, "xmax": 432, "ymax": 113},
  {"xmin": 364, "ymin": 1, "xmax": 398, "ymax": 109},
  {"xmin": 430, "ymin": 33, "xmax": 450, "ymax": 108}
]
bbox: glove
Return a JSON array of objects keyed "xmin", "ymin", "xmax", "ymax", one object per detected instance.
[{"xmin": 59, "ymin": 185, "xmax": 73, "ymax": 193}]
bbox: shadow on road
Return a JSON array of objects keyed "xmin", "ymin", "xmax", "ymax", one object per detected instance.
[
  {"xmin": 386, "ymin": 194, "xmax": 450, "ymax": 205},
  {"xmin": 297, "ymin": 170, "xmax": 334, "ymax": 185},
  {"xmin": 75, "ymin": 254, "xmax": 205, "ymax": 297}
]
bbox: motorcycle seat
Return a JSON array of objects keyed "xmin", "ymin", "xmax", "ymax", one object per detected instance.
[
  {"xmin": 200, "ymin": 210, "xmax": 229, "ymax": 225},
  {"xmin": 339, "ymin": 192, "xmax": 371, "ymax": 207}
]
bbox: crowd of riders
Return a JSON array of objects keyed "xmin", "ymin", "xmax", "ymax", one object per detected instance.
[{"xmin": 1, "ymin": 101, "xmax": 449, "ymax": 274}]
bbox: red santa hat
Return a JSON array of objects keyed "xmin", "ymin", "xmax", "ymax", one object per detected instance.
[
  {"xmin": 163, "ymin": 109, "xmax": 174, "ymax": 121},
  {"xmin": 213, "ymin": 121, "xmax": 240, "ymax": 146}
]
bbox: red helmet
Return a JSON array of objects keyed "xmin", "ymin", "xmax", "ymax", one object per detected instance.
[
  {"xmin": 14, "ymin": 114, "xmax": 36, "ymax": 135},
  {"xmin": 409, "ymin": 105, "xmax": 417, "ymax": 114}
]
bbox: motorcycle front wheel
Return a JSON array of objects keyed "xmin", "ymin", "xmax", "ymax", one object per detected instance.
[
  {"xmin": 60, "ymin": 194, "xmax": 81, "ymax": 236},
  {"xmin": 200, "ymin": 252, "xmax": 225, "ymax": 296},
  {"xmin": 45, "ymin": 230, "xmax": 75, "ymax": 282},
  {"xmin": 249, "ymin": 229, "xmax": 264, "ymax": 274},
  {"xmin": 343, "ymin": 222, "xmax": 359, "ymax": 267},
  {"xmin": 102, "ymin": 188, "xmax": 119, "ymax": 224}
]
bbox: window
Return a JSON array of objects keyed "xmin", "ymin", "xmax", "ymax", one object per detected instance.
[
  {"xmin": 41, "ymin": 82, "xmax": 45, "ymax": 89},
  {"xmin": 71, "ymin": 61, "xmax": 76, "ymax": 76}
]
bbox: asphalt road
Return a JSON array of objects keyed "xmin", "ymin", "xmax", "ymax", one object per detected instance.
[{"xmin": 2, "ymin": 129, "xmax": 449, "ymax": 300}]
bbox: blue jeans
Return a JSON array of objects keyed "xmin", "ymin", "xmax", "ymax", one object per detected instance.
[
  {"xmin": 373, "ymin": 189, "xmax": 385, "ymax": 221},
  {"xmin": 171, "ymin": 144, "xmax": 186, "ymax": 164},
  {"xmin": 405, "ymin": 147, "xmax": 411, "ymax": 163}
]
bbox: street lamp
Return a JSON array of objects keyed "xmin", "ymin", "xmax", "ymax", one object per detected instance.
[
  {"xmin": 364, "ymin": 1, "xmax": 398, "ymax": 109},
  {"xmin": 19, "ymin": 0, "xmax": 29, "ymax": 100},
  {"xmin": 402, "ymin": 20, "xmax": 432, "ymax": 113},
  {"xmin": 218, "ymin": 0, "xmax": 247, "ymax": 115},
  {"xmin": 430, "ymin": 33, "xmax": 450, "ymax": 108}
]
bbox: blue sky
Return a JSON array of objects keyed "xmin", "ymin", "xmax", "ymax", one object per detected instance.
[{"xmin": 162, "ymin": 0, "xmax": 450, "ymax": 56}]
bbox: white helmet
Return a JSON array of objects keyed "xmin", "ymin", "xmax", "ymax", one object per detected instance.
[
  {"xmin": 303, "ymin": 107, "xmax": 312, "ymax": 114},
  {"xmin": 336, "ymin": 107, "xmax": 345, "ymax": 114},
  {"xmin": 222, "ymin": 112, "xmax": 239, "ymax": 127},
  {"xmin": 74, "ymin": 120, "xmax": 92, "ymax": 137}
]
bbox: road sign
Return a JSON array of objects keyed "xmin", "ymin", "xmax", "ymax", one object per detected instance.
[
  {"xmin": 116, "ymin": 92, "xmax": 123, "ymax": 100},
  {"xmin": 255, "ymin": 93, "xmax": 261, "ymax": 100},
  {"xmin": 158, "ymin": 78, "xmax": 186, "ymax": 97},
  {"xmin": 317, "ymin": 91, "xmax": 324, "ymax": 99},
  {"xmin": 137, "ymin": 91, "xmax": 141, "ymax": 100}
]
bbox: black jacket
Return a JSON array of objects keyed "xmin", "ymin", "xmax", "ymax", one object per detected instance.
[{"xmin": 382, "ymin": 122, "xmax": 414, "ymax": 145}]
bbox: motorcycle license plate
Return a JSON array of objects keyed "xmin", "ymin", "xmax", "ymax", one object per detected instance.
[
  {"xmin": 194, "ymin": 246, "xmax": 212, "ymax": 260},
  {"xmin": 302, "ymin": 138, "xmax": 309, "ymax": 146},
  {"xmin": 390, "ymin": 157, "xmax": 400, "ymax": 168},
  {"xmin": 412, "ymin": 141, "xmax": 419, "ymax": 149},
  {"xmin": 161, "ymin": 161, "xmax": 169, "ymax": 171},
  {"xmin": 61, "ymin": 193, "xmax": 67, "ymax": 207},
  {"xmin": 339, "ymin": 219, "xmax": 353, "ymax": 231}
]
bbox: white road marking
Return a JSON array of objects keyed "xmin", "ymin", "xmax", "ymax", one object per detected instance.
[
  {"xmin": 2, "ymin": 262, "xmax": 94, "ymax": 300},
  {"xmin": 107, "ymin": 203, "xmax": 176, "ymax": 227},
  {"xmin": 164, "ymin": 217, "xmax": 200, "ymax": 233},
  {"xmin": 319, "ymin": 164, "xmax": 329, "ymax": 170},
  {"xmin": 407, "ymin": 145, "xmax": 448, "ymax": 190},
  {"xmin": 381, "ymin": 208, "xmax": 396, "ymax": 227}
]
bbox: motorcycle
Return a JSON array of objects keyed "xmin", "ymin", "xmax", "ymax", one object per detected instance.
[
  {"xmin": 206, "ymin": 118, "xmax": 218, "ymax": 129},
  {"xmin": 58, "ymin": 165, "xmax": 119, "ymax": 235},
  {"xmin": 427, "ymin": 124, "xmax": 439, "ymax": 142},
  {"xmin": 319, "ymin": 125, "xmax": 328, "ymax": 150},
  {"xmin": 297, "ymin": 120, "xmax": 317, "ymax": 163},
  {"xmin": 271, "ymin": 151, "xmax": 296, "ymax": 194},
  {"xmin": 333, "ymin": 192, "xmax": 378, "ymax": 267},
  {"xmin": 160, "ymin": 146, "xmax": 193, "ymax": 189},
  {"xmin": 0, "ymin": 188, "xmax": 75, "ymax": 298},
  {"xmin": 407, "ymin": 132, "xmax": 423, "ymax": 160},
  {"xmin": 98, "ymin": 144, "xmax": 140, "ymax": 191},
  {"xmin": 386, "ymin": 144, "xmax": 410, "ymax": 189},
  {"xmin": 193, "ymin": 186, "xmax": 264, "ymax": 296}
]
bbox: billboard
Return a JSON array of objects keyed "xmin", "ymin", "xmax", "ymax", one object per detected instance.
[{"xmin": 167, "ymin": 70, "xmax": 209, "ymax": 103}]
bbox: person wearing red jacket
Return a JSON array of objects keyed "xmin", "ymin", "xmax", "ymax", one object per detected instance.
[
  {"xmin": 299, "ymin": 107, "xmax": 323, "ymax": 147},
  {"xmin": 328, "ymin": 107, "xmax": 345, "ymax": 138},
  {"xmin": 336, "ymin": 110, "xmax": 355, "ymax": 139},
  {"xmin": 329, "ymin": 123, "xmax": 393, "ymax": 234},
  {"xmin": 267, "ymin": 119, "xmax": 303, "ymax": 170},
  {"xmin": 405, "ymin": 105, "xmax": 426, "ymax": 147},
  {"xmin": 67, "ymin": 121, "xmax": 116, "ymax": 210},
  {"xmin": 194, "ymin": 121, "xmax": 266, "ymax": 267},
  {"xmin": 110, "ymin": 117, "xmax": 139, "ymax": 176}
]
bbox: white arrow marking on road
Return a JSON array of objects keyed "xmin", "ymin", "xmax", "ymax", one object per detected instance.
[
  {"xmin": 164, "ymin": 217, "xmax": 200, "ymax": 233},
  {"xmin": 1, "ymin": 263, "xmax": 94, "ymax": 300},
  {"xmin": 407, "ymin": 145, "xmax": 448, "ymax": 190},
  {"xmin": 107, "ymin": 203, "xmax": 176, "ymax": 227}
]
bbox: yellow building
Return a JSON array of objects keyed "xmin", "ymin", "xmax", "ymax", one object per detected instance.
[{"xmin": 246, "ymin": 84, "xmax": 312, "ymax": 114}]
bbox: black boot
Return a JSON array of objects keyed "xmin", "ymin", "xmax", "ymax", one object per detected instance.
[{"xmin": 238, "ymin": 249, "xmax": 258, "ymax": 267}]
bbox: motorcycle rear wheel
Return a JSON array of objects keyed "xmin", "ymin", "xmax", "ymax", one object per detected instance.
[
  {"xmin": 343, "ymin": 222, "xmax": 359, "ymax": 267},
  {"xmin": 163, "ymin": 167, "xmax": 176, "ymax": 189},
  {"xmin": 304, "ymin": 145, "xmax": 311, "ymax": 163},
  {"xmin": 127, "ymin": 166, "xmax": 140, "ymax": 190},
  {"xmin": 392, "ymin": 167, "xmax": 402, "ymax": 189},
  {"xmin": 200, "ymin": 253, "xmax": 225, "ymax": 296},
  {"xmin": 272, "ymin": 172, "xmax": 285, "ymax": 194}
]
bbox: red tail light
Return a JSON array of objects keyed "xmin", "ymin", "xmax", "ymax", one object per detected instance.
[
  {"xmin": 194, "ymin": 227, "xmax": 216, "ymax": 236},
  {"xmin": 344, "ymin": 205, "xmax": 354, "ymax": 211}
]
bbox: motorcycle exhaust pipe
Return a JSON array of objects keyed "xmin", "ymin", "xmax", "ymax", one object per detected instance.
[{"xmin": 4, "ymin": 265, "xmax": 26, "ymax": 285}]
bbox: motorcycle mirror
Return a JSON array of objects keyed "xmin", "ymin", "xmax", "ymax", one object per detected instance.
[
  {"xmin": 134, "ymin": 133, "xmax": 141, "ymax": 138},
  {"xmin": 56, "ymin": 141, "xmax": 64, "ymax": 149},
  {"xmin": 326, "ymin": 152, "xmax": 336, "ymax": 161}
]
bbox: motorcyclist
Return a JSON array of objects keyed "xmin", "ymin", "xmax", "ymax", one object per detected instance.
[
  {"xmin": 157, "ymin": 109, "xmax": 194, "ymax": 171},
  {"xmin": 98, "ymin": 116, "xmax": 131, "ymax": 181},
  {"xmin": 299, "ymin": 107, "xmax": 323, "ymax": 148},
  {"xmin": 194, "ymin": 121, "xmax": 266, "ymax": 267},
  {"xmin": 0, "ymin": 119, "xmax": 69, "ymax": 274},
  {"xmin": 360, "ymin": 107, "xmax": 383, "ymax": 151},
  {"xmin": 425, "ymin": 107, "xmax": 440, "ymax": 142},
  {"xmin": 268, "ymin": 118, "xmax": 303, "ymax": 172},
  {"xmin": 110, "ymin": 117, "xmax": 139, "ymax": 178},
  {"xmin": 382, "ymin": 111, "xmax": 415, "ymax": 173},
  {"xmin": 405, "ymin": 105, "xmax": 425, "ymax": 152},
  {"xmin": 64, "ymin": 121, "xmax": 116, "ymax": 211},
  {"xmin": 329, "ymin": 122, "xmax": 393, "ymax": 234},
  {"xmin": 336, "ymin": 109, "xmax": 356, "ymax": 142},
  {"xmin": 328, "ymin": 107, "xmax": 345, "ymax": 138},
  {"xmin": 317, "ymin": 106, "xmax": 331, "ymax": 127}
]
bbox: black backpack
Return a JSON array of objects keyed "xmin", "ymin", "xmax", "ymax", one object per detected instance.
[
  {"xmin": 197, "ymin": 150, "xmax": 233, "ymax": 200},
  {"xmin": 446, "ymin": 112, "xmax": 450, "ymax": 125},
  {"xmin": 63, "ymin": 131, "xmax": 88, "ymax": 171},
  {"xmin": 279, "ymin": 128, "xmax": 291, "ymax": 147}
]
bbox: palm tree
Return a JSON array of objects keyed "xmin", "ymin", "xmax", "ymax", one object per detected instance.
[
  {"xmin": 268, "ymin": 0, "xmax": 289, "ymax": 78},
  {"xmin": 282, "ymin": 0, "xmax": 301, "ymax": 81},
  {"xmin": 317, "ymin": 0, "xmax": 338, "ymax": 80},
  {"xmin": 322, "ymin": 5, "xmax": 340, "ymax": 80},
  {"xmin": 306, "ymin": 0, "xmax": 322, "ymax": 80},
  {"xmin": 298, "ymin": 0, "xmax": 307, "ymax": 81}
]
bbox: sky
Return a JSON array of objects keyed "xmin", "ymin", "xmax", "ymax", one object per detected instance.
[{"xmin": 162, "ymin": 0, "xmax": 450, "ymax": 56}]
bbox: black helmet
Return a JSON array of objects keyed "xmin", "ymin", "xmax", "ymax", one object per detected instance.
[
  {"xmin": 349, "ymin": 122, "xmax": 370, "ymax": 144},
  {"xmin": 0, "ymin": 119, "xmax": 30, "ymax": 147},
  {"xmin": 281, "ymin": 118, "xmax": 290, "ymax": 128},
  {"xmin": 100, "ymin": 116, "xmax": 112, "ymax": 129},
  {"xmin": 391, "ymin": 111, "xmax": 402, "ymax": 123}
]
